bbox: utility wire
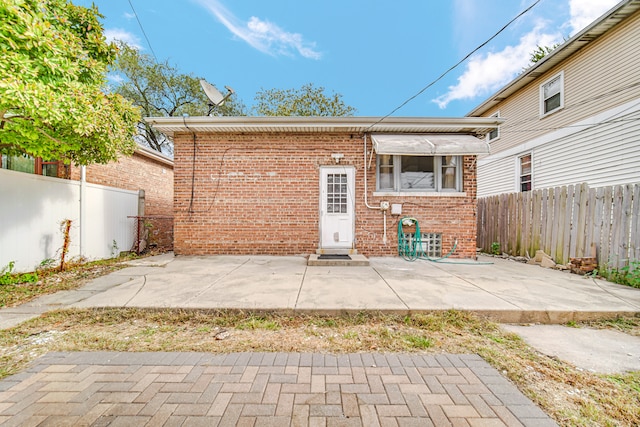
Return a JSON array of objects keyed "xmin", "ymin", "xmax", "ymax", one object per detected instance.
[
  {"xmin": 365, "ymin": 0, "xmax": 542, "ymax": 132},
  {"xmin": 498, "ymin": 80, "xmax": 640, "ymax": 130},
  {"xmin": 127, "ymin": 0, "xmax": 182, "ymax": 139},
  {"xmin": 127, "ymin": 0, "xmax": 161, "ymax": 64}
]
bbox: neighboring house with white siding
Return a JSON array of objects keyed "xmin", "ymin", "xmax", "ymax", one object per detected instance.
[{"xmin": 467, "ymin": 0, "xmax": 640, "ymax": 197}]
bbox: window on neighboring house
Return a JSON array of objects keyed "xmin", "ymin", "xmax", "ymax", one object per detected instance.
[
  {"xmin": 519, "ymin": 154, "xmax": 532, "ymax": 192},
  {"xmin": 377, "ymin": 155, "xmax": 462, "ymax": 192},
  {"xmin": 487, "ymin": 112, "xmax": 500, "ymax": 142},
  {"xmin": 1, "ymin": 154, "xmax": 60, "ymax": 177},
  {"xmin": 540, "ymin": 71, "xmax": 564, "ymax": 116}
]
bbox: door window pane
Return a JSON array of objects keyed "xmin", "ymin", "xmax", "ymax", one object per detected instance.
[{"xmin": 327, "ymin": 173, "xmax": 348, "ymax": 214}]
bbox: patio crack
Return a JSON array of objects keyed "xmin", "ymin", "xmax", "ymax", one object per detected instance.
[
  {"xmin": 371, "ymin": 266, "xmax": 410, "ymax": 310},
  {"xmin": 124, "ymin": 275, "xmax": 147, "ymax": 307},
  {"xmin": 589, "ymin": 278, "xmax": 640, "ymax": 310},
  {"xmin": 294, "ymin": 265, "xmax": 308, "ymax": 310}
]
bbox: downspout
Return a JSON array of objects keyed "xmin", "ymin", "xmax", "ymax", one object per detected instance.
[
  {"xmin": 363, "ymin": 134, "xmax": 387, "ymax": 244},
  {"xmin": 79, "ymin": 165, "xmax": 86, "ymax": 257}
]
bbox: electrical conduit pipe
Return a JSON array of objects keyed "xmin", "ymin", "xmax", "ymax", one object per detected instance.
[{"xmin": 363, "ymin": 134, "xmax": 387, "ymax": 244}]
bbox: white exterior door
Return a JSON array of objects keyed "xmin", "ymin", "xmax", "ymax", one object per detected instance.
[{"xmin": 319, "ymin": 167, "xmax": 355, "ymax": 249}]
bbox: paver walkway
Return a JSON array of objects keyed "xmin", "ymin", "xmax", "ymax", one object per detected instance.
[{"xmin": 0, "ymin": 351, "xmax": 557, "ymax": 426}]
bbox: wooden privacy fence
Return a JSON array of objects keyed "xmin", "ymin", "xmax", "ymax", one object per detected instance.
[{"xmin": 477, "ymin": 183, "xmax": 640, "ymax": 268}]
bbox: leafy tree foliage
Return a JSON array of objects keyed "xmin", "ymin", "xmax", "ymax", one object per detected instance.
[
  {"xmin": 0, "ymin": 0, "xmax": 139, "ymax": 164},
  {"xmin": 253, "ymin": 83, "xmax": 356, "ymax": 117},
  {"xmin": 113, "ymin": 43, "xmax": 245, "ymax": 155},
  {"xmin": 529, "ymin": 43, "xmax": 560, "ymax": 64}
]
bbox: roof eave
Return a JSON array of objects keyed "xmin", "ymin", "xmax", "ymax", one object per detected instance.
[
  {"xmin": 134, "ymin": 144, "xmax": 174, "ymax": 167},
  {"xmin": 144, "ymin": 116, "xmax": 504, "ymax": 137},
  {"xmin": 466, "ymin": 0, "xmax": 640, "ymax": 117}
]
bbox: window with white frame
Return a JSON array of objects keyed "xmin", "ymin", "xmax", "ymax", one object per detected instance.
[
  {"xmin": 519, "ymin": 153, "xmax": 532, "ymax": 192},
  {"xmin": 487, "ymin": 111, "xmax": 500, "ymax": 141},
  {"xmin": 540, "ymin": 72, "xmax": 564, "ymax": 116},
  {"xmin": 376, "ymin": 155, "xmax": 462, "ymax": 192}
]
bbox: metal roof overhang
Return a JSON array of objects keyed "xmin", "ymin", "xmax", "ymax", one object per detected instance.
[
  {"xmin": 371, "ymin": 134, "xmax": 490, "ymax": 156},
  {"xmin": 145, "ymin": 116, "xmax": 503, "ymax": 137}
]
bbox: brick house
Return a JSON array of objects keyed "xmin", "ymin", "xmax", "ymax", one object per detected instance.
[
  {"xmin": 1, "ymin": 145, "xmax": 174, "ymax": 251},
  {"xmin": 1, "ymin": 145, "xmax": 173, "ymax": 218},
  {"xmin": 147, "ymin": 116, "xmax": 500, "ymax": 259},
  {"xmin": 68, "ymin": 146, "xmax": 174, "ymax": 220},
  {"xmin": 68, "ymin": 146, "xmax": 175, "ymax": 251}
]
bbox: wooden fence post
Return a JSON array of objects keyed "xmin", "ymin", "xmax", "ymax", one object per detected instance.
[
  {"xmin": 631, "ymin": 184, "xmax": 640, "ymax": 263},
  {"xmin": 476, "ymin": 183, "xmax": 637, "ymax": 268}
]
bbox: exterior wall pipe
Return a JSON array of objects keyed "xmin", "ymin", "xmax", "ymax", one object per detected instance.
[
  {"xmin": 363, "ymin": 134, "xmax": 381, "ymax": 211},
  {"xmin": 363, "ymin": 134, "xmax": 388, "ymax": 245},
  {"xmin": 79, "ymin": 165, "xmax": 86, "ymax": 257}
]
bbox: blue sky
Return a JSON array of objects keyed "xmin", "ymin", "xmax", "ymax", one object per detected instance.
[{"xmin": 77, "ymin": 0, "xmax": 619, "ymax": 117}]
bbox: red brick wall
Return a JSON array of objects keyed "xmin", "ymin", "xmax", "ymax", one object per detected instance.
[
  {"xmin": 69, "ymin": 150, "xmax": 174, "ymax": 250},
  {"xmin": 70, "ymin": 151, "xmax": 173, "ymax": 217},
  {"xmin": 173, "ymin": 132, "xmax": 478, "ymax": 258}
]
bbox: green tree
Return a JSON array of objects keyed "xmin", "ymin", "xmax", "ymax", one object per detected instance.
[
  {"xmin": 0, "ymin": 0, "xmax": 139, "ymax": 165},
  {"xmin": 113, "ymin": 43, "xmax": 245, "ymax": 155},
  {"xmin": 253, "ymin": 83, "xmax": 356, "ymax": 116},
  {"xmin": 529, "ymin": 43, "xmax": 560, "ymax": 64}
]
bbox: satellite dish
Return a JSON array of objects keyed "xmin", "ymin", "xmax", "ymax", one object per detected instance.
[{"xmin": 200, "ymin": 80, "xmax": 235, "ymax": 115}]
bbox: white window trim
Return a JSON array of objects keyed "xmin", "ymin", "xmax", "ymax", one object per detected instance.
[
  {"xmin": 487, "ymin": 111, "xmax": 500, "ymax": 142},
  {"xmin": 539, "ymin": 71, "xmax": 564, "ymax": 117},
  {"xmin": 375, "ymin": 155, "xmax": 463, "ymax": 194},
  {"xmin": 517, "ymin": 152, "xmax": 533, "ymax": 192}
]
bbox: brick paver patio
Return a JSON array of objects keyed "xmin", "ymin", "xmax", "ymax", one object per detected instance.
[{"xmin": 0, "ymin": 352, "xmax": 557, "ymax": 426}]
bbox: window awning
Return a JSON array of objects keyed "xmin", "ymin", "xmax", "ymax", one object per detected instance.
[{"xmin": 370, "ymin": 134, "xmax": 490, "ymax": 155}]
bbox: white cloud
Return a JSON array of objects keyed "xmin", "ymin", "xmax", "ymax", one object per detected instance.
[
  {"xmin": 433, "ymin": 25, "xmax": 560, "ymax": 109},
  {"xmin": 432, "ymin": 0, "xmax": 620, "ymax": 109},
  {"xmin": 104, "ymin": 28, "xmax": 143, "ymax": 50},
  {"xmin": 568, "ymin": 0, "xmax": 619, "ymax": 34},
  {"xmin": 123, "ymin": 12, "xmax": 135, "ymax": 20},
  {"xmin": 193, "ymin": 0, "xmax": 321, "ymax": 60}
]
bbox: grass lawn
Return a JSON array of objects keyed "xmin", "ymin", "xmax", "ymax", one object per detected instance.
[{"xmin": 0, "ymin": 258, "xmax": 639, "ymax": 426}]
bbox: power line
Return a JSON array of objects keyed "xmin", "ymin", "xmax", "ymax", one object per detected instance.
[
  {"xmin": 126, "ymin": 0, "xmax": 182, "ymax": 123},
  {"xmin": 479, "ymin": 112, "xmax": 640, "ymax": 167},
  {"xmin": 365, "ymin": 0, "xmax": 542, "ymax": 132},
  {"xmin": 498, "ymin": 80, "xmax": 640, "ymax": 130},
  {"xmin": 127, "ymin": 0, "xmax": 161, "ymax": 64}
]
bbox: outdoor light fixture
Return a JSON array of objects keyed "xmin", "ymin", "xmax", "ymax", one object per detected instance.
[{"xmin": 331, "ymin": 153, "xmax": 344, "ymax": 164}]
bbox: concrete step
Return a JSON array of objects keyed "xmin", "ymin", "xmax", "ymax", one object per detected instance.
[
  {"xmin": 307, "ymin": 254, "xmax": 369, "ymax": 266},
  {"xmin": 315, "ymin": 248, "xmax": 359, "ymax": 255}
]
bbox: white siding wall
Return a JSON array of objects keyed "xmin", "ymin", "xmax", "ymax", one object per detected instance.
[
  {"xmin": 535, "ymin": 109, "xmax": 640, "ymax": 189},
  {"xmin": 485, "ymin": 9, "xmax": 640, "ymax": 154},
  {"xmin": 477, "ymin": 156, "xmax": 516, "ymax": 196},
  {"xmin": 0, "ymin": 169, "xmax": 138, "ymax": 272},
  {"xmin": 478, "ymin": 103, "xmax": 640, "ymax": 196}
]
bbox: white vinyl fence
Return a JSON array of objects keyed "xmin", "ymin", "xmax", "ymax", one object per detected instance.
[{"xmin": 0, "ymin": 168, "xmax": 139, "ymax": 272}]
